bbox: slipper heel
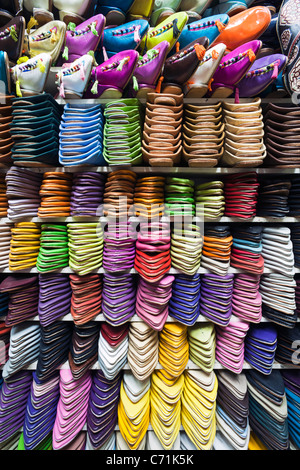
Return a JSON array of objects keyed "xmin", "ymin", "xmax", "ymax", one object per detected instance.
[{"xmin": 184, "ymin": 84, "xmax": 208, "ymax": 98}]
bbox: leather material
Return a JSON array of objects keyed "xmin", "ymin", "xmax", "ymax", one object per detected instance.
[
  {"xmin": 181, "ymin": 370, "xmax": 218, "ymax": 450},
  {"xmin": 130, "ymin": 40, "xmax": 169, "ymax": 96},
  {"xmin": 0, "ymin": 16, "xmax": 25, "ymax": 63},
  {"xmin": 162, "ymin": 37, "xmax": 209, "ymax": 87},
  {"xmin": 52, "ymin": 369, "xmax": 92, "ymax": 450},
  {"xmin": 56, "ymin": 54, "xmax": 94, "ymax": 99},
  {"xmin": 0, "ymin": 371, "xmax": 32, "ymax": 445},
  {"xmin": 70, "ymin": 273, "xmax": 102, "ymax": 325},
  {"xmin": 246, "ymin": 369, "xmax": 289, "ymax": 450},
  {"xmin": 277, "ymin": 0, "xmax": 300, "ymax": 95},
  {"xmin": 237, "ymin": 53, "xmax": 287, "ymax": 97},
  {"xmin": 140, "ymin": 12, "xmax": 188, "ymax": 54},
  {"xmin": 24, "ymin": 20, "xmax": 66, "ymax": 64},
  {"xmin": 209, "ymin": 40, "xmax": 262, "ymax": 97},
  {"xmin": 62, "ymin": 14, "xmax": 105, "ymax": 63},
  {"xmin": 213, "ymin": 6, "xmax": 271, "ymax": 51},
  {"xmin": 100, "ymin": 19, "xmax": 149, "ymax": 59},
  {"xmin": 178, "ymin": 14, "xmax": 229, "ymax": 49},
  {"xmin": 11, "ymin": 53, "xmax": 52, "ymax": 97}
]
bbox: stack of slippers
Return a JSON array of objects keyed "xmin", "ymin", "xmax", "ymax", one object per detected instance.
[
  {"xmin": 216, "ymin": 370, "xmax": 250, "ymax": 450},
  {"xmin": 168, "ymin": 274, "xmax": 201, "ymax": 325},
  {"xmin": 127, "ymin": 321, "xmax": 159, "ymax": 381},
  {"xmin": 201, "ymin": 225, "xmax": 233, "ymax": 275},
  {"xmin": 182, "ymin": 102, "xmax": 224, "ymax": 168},
  {"xmin": 171, "ymin": 223, "xmax": 203, "ymax": 275},
  {"xmin": 8, "ymin": 222, "xmax": 41, "ymax": 271},
  {"xmin": 70, "ymin": 172, "xmax": 106, "ymax": 217},
  {"xmin": 288, "ymin": 177, "xmax": 300, "ymax": 216},
  {"xmin": 37, "ymin": 172, "xmax": 73, "ymax": 218},
  {"xmin": 135, "ymin": 275, "xmax": 174, "ymax": 331},
  {"xmin": 103, "ymin": 221, "xmax": 136, "ymax": 272},
  {"xmin": 231, "ymin": 274, "xmax": 262, "ymax": 324},
  {"xmin": 5, "ymin": 167, "xmax": 43, "ymax": 221},
  {"xmin": 133, "ymin": 176, "xmax": 165, "ymax": 219},
  {"xmin": 67, "ymin": 223, "xmax": 104, "ymax": 275},
  {"xmin": 141, "ymin": 92, "xmax": 183, "ymax": 167},
  {"xmin": 150, "ymin": 370, "xmax": 184, "ymax": 450},
  {"xmin": 244, "ymin": 324, "xmax": 278, "ymax": 375},
  {"xmin": 59, "ymin": 103, "xmax": 105, "ymax": 166},
  {"xmin": 36, "ymin": 224, "xmax": 69, "ymax": 273},
  {"xmin": 200, "ymin": 273, "xmax": 234, "ymax": 326},
  {"xmin": 117, "ymin": 372, "xmax": 150, "ymax": 450},
  {"xmin": 102, "ymin": 274, "xmax": 136, "ymax": 326},
  {"xmin": 0, "ymin": 321, "xmax": 11, "ymax": 365},
  {"xmin": 164, "ymin": 177, "xmax": 195, "ymax": 217},
  {"xmin": 187, "ymin": 322, "xmax": 216, "ymax": 373},
  {"xmin": 259, "ymin": 273, "xmax": 297, "ymax": 328},
  {"xmin": 103, "ymin": 99, "xmax": 143, "ymax": 166},
  {"xmin": 282, "ymin": 370, "xmax": 300, "ymax": 449},
  {"xmin": 0, "ymin": 370, "xmax": 32, "ymax": 446},
  {"xmin": 246, "ymin": 369, "xmax": 289, "ymax": 450},
  {"xmin": 158, "ymin": 322, "xmax": 189, "ymax": 378},
  {"xmin": 261, "ymin": 226, "xmax": 294, "ymax": 276},
  {"xmin": 38, "ymin": 273, "xmax": 72, "ymax": 327},
  {"xmin": 230, "ymin": 225, "xmax": 264, "ymax": 275},
  {"xmin": 0, "ymin": 95, "xmax": 14, "ymax": 167},
  {"xmin": 0, "ymin": 224, "xmax": 11, "ymax": 269},
  {"xmin": 276, "ymin": 324, "xmax": 300, "ymax": 367},
  {"xmin": 86, "ymin": 370, "xmax": 121, "ymax": 451},
  {"xmin": 2, "ymin": 322, "xmax": 41, "ymax": 381},
  {"xmin": 264, "ymin": 103, "xmax": 300, "ymax": 168},
  {"xmin": 22, "ymin": 372, "xmax": 60, "ymax": 451},
  {"xmin": 69, "ymin": 274, "xmax": 102, "ymax": 325},
  {"xmin": 10, "ymin": 94, "xmax": 61, "ymax": 167},
  {"xmin": 0, "ymin": 173, "xmax": 8, "ymax": 217},
  {"xmin": 0, "ymin": 275, "xmax": 39, "ymax": 327},
  {"xmin": 103, "ymin": 170, "xmax": 137, "ymax": 219},
  {"xmin": 98, "ymin": 323, "xmax": 129, "ymax": 380},
  {"xmin": 256, "ymin": 178, "xmax": 291, "ymax": 218},
  {"xmin": 224, "ymin": 172, "xmax": 259, "ymax": 219},
  {"xmin": 134, "ymin": 222, "xmax": 171, "ymax": 283},
  {"xmin": 35, "ymin": 322, "xmax": 73, "ymax": 383},
  {"xmin": 220, "ymin": 98, "xmax": 266, "ymax": 168},
  {"xmin": 291, "ymin": 224, "xmax": 300, "ymax": 268},
  {"xmin": 215, "ymin": 316, "xmax": 250, "ymax": 374},
  {"xmin": 181, "ymin": 370, "xmax": 218, "ymax": 450},
  {"xmin": 52, "ymin": 369, "xmax": 92, "ymax": 450},
  {"xmin": 194, "ymin": 180, "xmax": 225, "ymax": 219},
  {"xmin": 69, "ymin": 322, "xmax": 100, "ymax": 380}
]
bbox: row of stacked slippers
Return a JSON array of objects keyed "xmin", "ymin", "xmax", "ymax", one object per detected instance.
[
  {"xmin": 1, "ymin": 167, "xmax": 300, "ymax": 220},
  {"xmin": 0, "ymin": 322, "xmax": 299, "ymax": 450},
  {"xmin": 0, "ymin": 0, "xmax": 299, "ymax": 454},
  {"xmin": 0, "ymin": 94, "xmax": 300, "ymax": 167},
  {"xmin": 0, "ymin": 0, "xmax": 299, "ymax": 102}
]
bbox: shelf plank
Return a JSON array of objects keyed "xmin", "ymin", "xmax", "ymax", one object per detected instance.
[
  {"xmin": 0, "ymin": 266, "xmax": 298, "ymax": 274},
  {"xmin": 1, "ymin": 216, "xmax": 300, "ymax": 224},
  {"xmin": 1, "ymin": 166, "xmax": 300, "ymax": 174},
  {"xmin": 2, "ymin": 359, "xmax": 293, "ymax": 372}
]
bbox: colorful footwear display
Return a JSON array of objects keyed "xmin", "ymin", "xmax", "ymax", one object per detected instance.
[
  {"xmin": 11, "ymin": 53, "xmax": 52, "ymax": 97},
  {"xmin": 61, "ymin": 15, "xmax": 105, "ymax": 63},
  {"xmin": 0, "ymin": 0, "xmax": 298, "ymax": 455},
  {"xmin": 24, "ymin": 20, "xmax": 67, "ymax": 64}
]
